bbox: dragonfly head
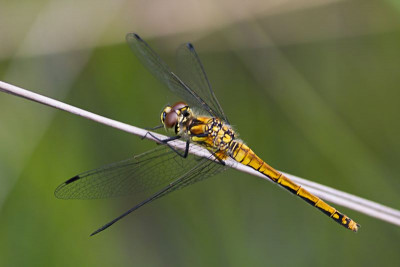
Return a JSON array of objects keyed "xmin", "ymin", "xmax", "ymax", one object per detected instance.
[{"xmin": 161, "ymin": 102, "xmax": 192, "ymax": 134}]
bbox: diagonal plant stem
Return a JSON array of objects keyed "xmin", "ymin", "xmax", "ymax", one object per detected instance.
[{"xmin": 1, "ymin": 80, "xmax": 399, "ymax": 227}]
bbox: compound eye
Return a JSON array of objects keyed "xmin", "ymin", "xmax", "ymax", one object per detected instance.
[
  {"xmin": 164, "ymin": 112, "xmax": 178, "ymax": 129},
  {"xmin": 172, "ymin": 102, "xmax": 188, "ymax": 111}
]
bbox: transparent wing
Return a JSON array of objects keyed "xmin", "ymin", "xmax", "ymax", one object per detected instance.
[
  {"xmin": 176, "ymin": 43, "xmax": 229, "ymax": 123},
  {"xmin": 55, "ymin": 145, "xmax": 226, "ymax": 200},
  {"xmin": 126, "ymin": 33, "xmax": 226, "ymax": 121}
]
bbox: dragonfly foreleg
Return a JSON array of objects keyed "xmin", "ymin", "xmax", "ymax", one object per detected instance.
[
  {"xmin": 144, "ymin": 131, "xmax": 189, "ymax": 158},
  {"xmin": 143, "ymin": 124, "xmax": 164, "ymax": 131}
]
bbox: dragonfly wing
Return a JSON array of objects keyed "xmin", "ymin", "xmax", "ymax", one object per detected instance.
[
  {"xmin": 88, "ymin": 150, "xmax": 228, "ymax": 236},
  {"xmin": 155, "ymin": 151, "xmax": 228, "ymax": 201},
  {"xmin": 126, "ymin": 33, "xmax": 223, "ymax": 120},
  {"xmin": 176, "ymin": 43, "xmax": 229, "ymax": 123},
  {"xmin": 55, "ymin": 145, "xmax": 226, "ymax": 200}
]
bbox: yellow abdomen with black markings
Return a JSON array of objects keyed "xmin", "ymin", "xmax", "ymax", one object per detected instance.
[
  {"xmin": 187, "ymin": 115, "xmax": 359, "ymax": 232},
  {"xmin": 229, "ymin": 141, "xmax": 359, "ymax": 232}
]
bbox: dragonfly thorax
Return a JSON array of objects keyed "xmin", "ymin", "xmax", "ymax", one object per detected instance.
[
  {"xmin": 161, "ymin": 102, "xmax": 194, "ymax": 135},
  {"xmin": 185, "ymin": 115, "xmax": 236, "ymax": 155},
  {"xmin": 204, "ymin": 118, "xmax": 236, "ymax": 152}
]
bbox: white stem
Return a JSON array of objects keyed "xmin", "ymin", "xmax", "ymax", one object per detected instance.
[{"xmin": 1, "ymin": 80, "xmax": 399, "ymax": 227}]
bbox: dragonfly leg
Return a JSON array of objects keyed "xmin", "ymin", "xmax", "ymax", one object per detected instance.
[
  {"xmin": 213, "ymin": 150, "xmax": 226, "ymax": 166},
  {"xmin": 144, "ymin": 131, "xmax": 189, "ymax": 158},
  {"xmin": 143, "ymin": 125, "xmax": 164, "ymax": 131},
  {"xmin": 215, "ymin": 157, "xmax": 226, "ymax": 166},
  {"xmin": 140, "ymin": 127, "xmax": 164, "ymax": 140}
]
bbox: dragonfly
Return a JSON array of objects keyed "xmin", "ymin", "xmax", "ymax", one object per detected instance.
[{"xmin": 55, "ymin": 33, "xmax": 359, "ymax": 236}]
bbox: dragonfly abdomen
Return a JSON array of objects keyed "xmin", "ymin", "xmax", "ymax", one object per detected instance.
[{"xmin": 229, "ymin": 141, "xmax": 360, "ymax": 232}]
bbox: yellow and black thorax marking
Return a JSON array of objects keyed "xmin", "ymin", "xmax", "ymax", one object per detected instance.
[{"xmin": 187, "ymin": 117, "xmax": 235, "ymax": 158}]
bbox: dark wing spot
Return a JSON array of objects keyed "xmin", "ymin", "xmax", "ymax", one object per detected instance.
[
  {"xmin": 187, "ymin": 43, "xmax": 194, "ymax": 50},
  {"xmin": 64, "ymin": 175, "xmax": 80, "ymax": 185}
]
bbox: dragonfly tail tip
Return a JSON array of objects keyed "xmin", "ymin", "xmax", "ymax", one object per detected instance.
[{"xmin": 351, "ymin": 223, "xmax": 361, "ymax": 233}]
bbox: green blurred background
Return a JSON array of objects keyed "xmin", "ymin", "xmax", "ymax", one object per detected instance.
[{"xmin": 1, "ymin": 0, "xmax": 399, "ymax": 266}]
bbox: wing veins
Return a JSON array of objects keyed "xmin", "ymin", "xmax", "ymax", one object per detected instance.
[{"xmin": 126, "ymin": 33, "xmax": 227, "ymax": 121}]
